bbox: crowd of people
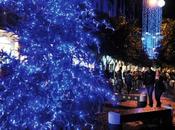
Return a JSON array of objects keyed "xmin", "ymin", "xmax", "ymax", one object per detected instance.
[{"xmin": 104, "ymin": 66, "xmax": 175, "ymax": 107}]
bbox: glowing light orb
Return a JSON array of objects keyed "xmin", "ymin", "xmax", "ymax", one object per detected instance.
[
  {"xmin": 157, "ymin": 0, "xmax": 165, "ymax": 7},
  {"xmin": 147, "ymin": 0, "xmax": 165, "ymax": 8},
  {"xmin": 148, "ymin": 0, "xmax": 158, "ymax": 7}
]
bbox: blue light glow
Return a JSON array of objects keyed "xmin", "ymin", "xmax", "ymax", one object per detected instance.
[
  {"xmin": 0, "ymin": 0, "xmax": 116, "ymax": 129},
  {"xmin": 142, "ymin": 0, "xmax": 164, "ymax": 59}
]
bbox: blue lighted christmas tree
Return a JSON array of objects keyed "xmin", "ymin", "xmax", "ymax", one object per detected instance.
[{"xmin": 0, "ymin": 0, "xmax": 115, "ymax": 129}]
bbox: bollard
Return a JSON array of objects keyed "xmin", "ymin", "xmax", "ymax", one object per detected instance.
[
  {"xmin": 137, "ymin": 94, "xmax": 147, "ymax": 108},
  {"xmin": 108, "ymin": 112, "xmax": 121, "ymax": 130}
]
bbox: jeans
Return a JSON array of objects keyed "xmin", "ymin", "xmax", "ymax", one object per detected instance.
[{"xmin": 146, "ymin": 84, "xmax": 154, "ymax": 107}]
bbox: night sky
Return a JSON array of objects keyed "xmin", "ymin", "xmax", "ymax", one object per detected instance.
[{"xmin": 163, "ymin": 0, "xmax": 175, "ymax": 18}]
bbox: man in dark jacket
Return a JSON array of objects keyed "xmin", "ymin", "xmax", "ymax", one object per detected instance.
[{"xmin": 143, "ymin": 67, "xmax": 155, "ymax": 107}]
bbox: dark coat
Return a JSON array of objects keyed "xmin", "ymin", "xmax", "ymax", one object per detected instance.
[
  {"xmin": 125, "ymin": 73, "xmax": 132, "ymax": 86},
  {"xmin": 155, "ymin": 75, "xmax": 166, "ymax": 92},
  {"xmin": 143, "ymin": 70, "xmax": 155, "ymax": 86}
]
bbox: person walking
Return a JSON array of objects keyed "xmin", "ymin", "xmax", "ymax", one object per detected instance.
[
  {"xmin": 143, "ymin": 67, "xmax": 155, "ymax": 107},
  {"xmin": 125, "ymin": 70, "xmax": 133, "ymax": 94},
  {"xmin": 116, "ymin": 67, "xmax": 123, "ymax": 93},
  {"xmin": 155, "ymin": 70, "xmax": 166, "ymax": 107}
]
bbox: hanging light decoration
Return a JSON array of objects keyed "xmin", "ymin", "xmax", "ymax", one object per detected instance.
[{"xmin": 142, "ymin": 0, "xmax": 165, "ymax": 59}]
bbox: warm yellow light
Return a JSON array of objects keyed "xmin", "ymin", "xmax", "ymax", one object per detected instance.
[
  {"xmin": 0, "ymin": 29, "xmax": 20, "ymax": 60},
  {"xmin": 147, "ymin": 0, "xmax": 165, "ymax": 8},
  {"xmin": 147, "ymin": 0, "xmax": 157, "ymax": 7}
]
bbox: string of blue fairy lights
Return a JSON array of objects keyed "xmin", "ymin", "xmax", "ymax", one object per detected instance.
[{"xmin": 0, "ymin": 0, "xmax": 116, "ymax": 129}]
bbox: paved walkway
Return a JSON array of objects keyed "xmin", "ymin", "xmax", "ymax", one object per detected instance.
[{"xmin": 117, "ymin": 88, "xmax": 175, "ymax": 130}]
